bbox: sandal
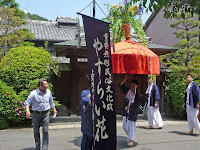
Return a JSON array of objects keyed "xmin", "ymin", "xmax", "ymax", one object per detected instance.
[
  {"xmin": 128, "ymin": 141, "xmax": 134, "ymax": 147},
  {"xmin": 146, "ymin": 126, "xmax": 154, "ymax": 129}
]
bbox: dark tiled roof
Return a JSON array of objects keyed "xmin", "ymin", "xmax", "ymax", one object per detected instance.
[
  {"xmin": 147, "ymin": 42, "xmax": 177, "ymax": 51},
  {"xmin": 56, "ymin": 16, "xmax": 78, "ymax": 24},
  {"xmin": 54, "ymin": 34, "xmax": 144, "ymax": 47},
  {"xmin": 147, "ymin": 42, "xmax": 177, "ymax": 56},
  {"xmin": 22, "ymin": 20, "xmax": 78, "ymax": 42}
]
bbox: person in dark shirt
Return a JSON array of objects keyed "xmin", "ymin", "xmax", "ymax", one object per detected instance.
[
  {"xmin": 80, "ymin": 82, "xmax": 93, "ymax": 150},
  {"xmin": 119, "ymin": 75, "xmax": 141, "ymax": 147}
]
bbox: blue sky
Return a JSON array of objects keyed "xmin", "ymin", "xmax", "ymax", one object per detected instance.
[{"xmin": 15, "ymin": 0, "xmax": 151, "ymax": 24}]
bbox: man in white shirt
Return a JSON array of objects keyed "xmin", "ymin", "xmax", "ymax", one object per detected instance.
[{"xmin": 24, "ymin": 79, "xmax": 57, "ymax": 150}]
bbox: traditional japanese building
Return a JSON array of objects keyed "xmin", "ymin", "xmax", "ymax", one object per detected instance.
[
  {"xmin": 22, "ymin": 16, "xmax": 177, "ymax": 116},
  {"xmin": 54, "ymin": 34, "xmax": 177, "ymax": 115}
]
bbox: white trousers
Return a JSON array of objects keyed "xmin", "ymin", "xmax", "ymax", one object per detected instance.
[
  {"xmin": 186, "ymin": 106, "xmax": 200, "ymax": 130},
  {"xmin": 122, "ymin": 116, "xmax": 136, "ymax": 141},
  {"xmin": 147, "ymin": 106, "xmax": 163, "ymax": 128},
  {"xmin": 122, "ymin": 116, "xmax": 129, "ymax": 135}
]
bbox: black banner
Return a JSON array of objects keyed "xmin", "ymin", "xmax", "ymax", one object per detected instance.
[{"xmin": 82, "ymin": 14, "xmax": 116, "ymax": 150}]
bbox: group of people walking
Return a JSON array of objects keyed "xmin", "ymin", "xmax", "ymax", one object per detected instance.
[
  {"xmin": 79, "ymin": 75, "xmax": 164, "ymax": 149},
  {"xmin": 22, "ymin": 73, "xmax": 200, "ymax": 150},
  {"xmin": 80, "ymin": 73, "xmax": 200, "ymax": 149},
  {"xmin": 119, "ymin": 74, "xmax": 200, "ymax": 147}
]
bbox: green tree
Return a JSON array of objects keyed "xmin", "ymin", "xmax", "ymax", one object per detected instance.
[
  {"xmin": 27, "ymin": 13, "xmax": 49, "ymax": 21},
  {"xmin": 160, "ymin": 13, "xmax": 200, "ymax": 71},
  {"xmin": 0, "ymin": 0, "xmax": 25, "ymax": 17},
  {"xmin": 0, "ymin": 0, "xmax": 18, "ymax": 8},
  {"xmin": 0, "ymin": 7, "xmax": 33, "ymax": 57},
  {"xmin": 161, "ymin": 13, "xmax": 200, "ymax": 118},
  {"xmin": 0, "ymin": 46, "xmax": 58, "ymax": 93},
  {"xmin": 0, "ymin": 80, "xmax": 25, "ymax": 129},
  {"xmin": 189, "ymin": 55, "xmax": 200, "ymax": 68},
  {"xmin": 165, "ymin": 70, "xmax": 200, "ymax": 118},
  {"xmin": 0, "ymin": 0, "xmax": 49, "ymax": 20},
  {"xmin": 130, "ymin": 0, "xmax": 200, "ymax": 18}
]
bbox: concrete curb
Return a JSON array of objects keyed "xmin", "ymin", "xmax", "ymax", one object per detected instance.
[
  {"xmin": 48, "ymin": 119, "xmax": 187, "ymax": 130},
  {"xmin": 0, "ymin": 115, "xmax": 188, "ymax": 132}
]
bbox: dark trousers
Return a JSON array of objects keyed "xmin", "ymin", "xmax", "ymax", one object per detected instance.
[
  {"xmin": 32, "ymin": 111, "xmax": 49, "ymax": 150},
  {"xmin": 81, "ymin": 134, "xmax": 93, "ymax": 150}
]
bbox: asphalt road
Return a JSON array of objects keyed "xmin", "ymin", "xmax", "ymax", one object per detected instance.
[{"xmin": 0, "ymin": 120, "xmax": 200, "ymax": 150}]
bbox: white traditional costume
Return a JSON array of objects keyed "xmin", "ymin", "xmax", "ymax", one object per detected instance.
[
  {"xmin": 185, "ymin": 81, "xmax": 200, "ymax": 130},
  {"xmin": 145, "ymin": 83, "xmax": 163, "ymax": 128}
]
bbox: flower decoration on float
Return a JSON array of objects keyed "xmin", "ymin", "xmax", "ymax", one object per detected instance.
[{"xmin": 105, "ymin": 0, "xmax": 147, "ymax": 46}]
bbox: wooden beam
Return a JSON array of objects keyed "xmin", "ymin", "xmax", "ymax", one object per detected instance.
[{"xmin": 56, "ymin": 47, "xmax": 87, "ymax": 57}]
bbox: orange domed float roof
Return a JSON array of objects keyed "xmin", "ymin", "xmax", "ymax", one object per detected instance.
[{"xmin": 111, "ymin": 40, "xmax": 160, "ymax": 75}]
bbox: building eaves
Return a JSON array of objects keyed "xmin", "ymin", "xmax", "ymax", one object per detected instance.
[
  {"xmin": 54, "ymin": 38, "xmax": 177, "ymax": 56},
  {"xmin": 147, "ymin": 42, "xmax": 177, "ymax": 51},
  {"xmin": 54, "ymin": 39, "xmax": 86, "ymax": 47},
  {"xmin": 147, "ymin": 42, "xmax": 177, "ymax": 56}
]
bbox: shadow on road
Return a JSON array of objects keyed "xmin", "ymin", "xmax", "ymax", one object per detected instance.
[
  {"xmin": 73, "ymin": 136, "xmax": 81, "ymax": 148},
  {"xmin": 117, "ymin": 136, "xmax": 138, "ymax": 149},
  {"xmin": 137, "ymin": 126, "xmax": 161, "ymax": 130},
  {"xmin": 73, "ymin": 136, "xmax": 138, "ymax": 149},
  {"xmin": 137, "ymin": 126, "xmax": 147, "ymax": 129},
  {"xmin": 169, "ymin": 131, "xmax": 198, "ymax": 137},
  {"xmin": 21, "ymin": 148, "xmax": 35, "ymax": 150}
]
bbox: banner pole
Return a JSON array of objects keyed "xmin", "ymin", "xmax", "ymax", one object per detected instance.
[{"xmin": 93, "ymin": 0, "xmax": 95, "ymax": 18}]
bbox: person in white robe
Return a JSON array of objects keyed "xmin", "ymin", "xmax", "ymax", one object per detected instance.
[
  {"xmin": 145, "ymin": 77, "xmax": 163, "ymax": 129},
  {"xmin": 184, "ymin": 74, "xmax": 200, "ymax": 135}
]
